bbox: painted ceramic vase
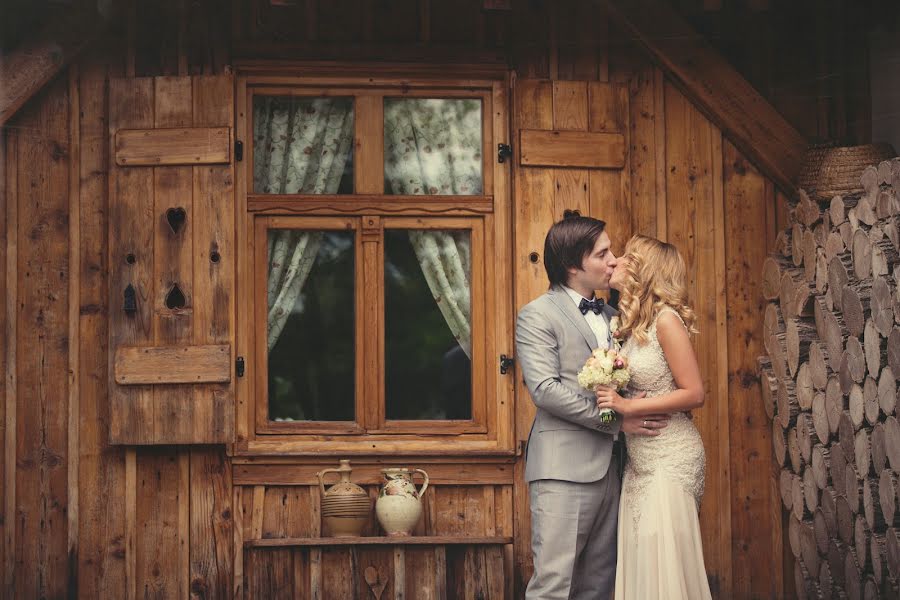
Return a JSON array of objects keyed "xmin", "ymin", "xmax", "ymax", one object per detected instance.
[
  {"xmin": 317, "ymin": 459, "xmax": 371, "ymax": 537},
  {"xmin": 375, "ymin": 467, "xmax": 430, "ymax": 537}
]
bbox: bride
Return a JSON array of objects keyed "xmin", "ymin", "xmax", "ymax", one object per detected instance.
[{"xmin": 595, "ymin": 235, "xmax": 712, "ymax": 600}]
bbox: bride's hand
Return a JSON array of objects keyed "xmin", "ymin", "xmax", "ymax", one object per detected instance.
[{"xmin": 596, "ymin": 386, "xmax": 631, "ymax": 417}]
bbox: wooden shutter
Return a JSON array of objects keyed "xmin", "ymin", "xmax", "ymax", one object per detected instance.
[{"xmin": 108, "ymin": 75, "xmax": 235, "ymax": 444}]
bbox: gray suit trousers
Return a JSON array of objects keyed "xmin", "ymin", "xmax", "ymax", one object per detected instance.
[{"xmin": 525, "ymin": 469, "xmax": 621, "ymax": 600}]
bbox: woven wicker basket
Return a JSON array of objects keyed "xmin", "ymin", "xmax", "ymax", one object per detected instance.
[
  {"xmin": 797, "ymin": 142, "xmax": 836, "ymax": 195},
  {"xmin": 812, "ymin": 143, "xmax": 896, "ymax": 199}
]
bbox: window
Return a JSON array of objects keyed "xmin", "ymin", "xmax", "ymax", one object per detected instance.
[{"xmin": 236, "ymin": 71, "xmax": 513, "ymax": 454}]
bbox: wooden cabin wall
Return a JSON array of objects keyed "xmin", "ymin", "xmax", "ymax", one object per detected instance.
[
  {"xmin": 0, "ymin": 0, "xmax": 804, "ymax": 598},
  {"xmin": 2, "ymin": 4, "xmax": 236, "ymax": 596},
  {"xmin": 510, "ymin": 2, "xmax": 795, "ymax": 597}
]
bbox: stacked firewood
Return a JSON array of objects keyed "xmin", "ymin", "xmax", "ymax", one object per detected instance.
[{"xmin": 762, "ymin": 158, "xmax": 900, "ymax": 599}]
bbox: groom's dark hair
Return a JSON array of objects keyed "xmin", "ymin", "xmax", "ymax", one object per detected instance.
[{"xmin": 543, "ymin": 212, "xmax": 607, "ymax": 287}]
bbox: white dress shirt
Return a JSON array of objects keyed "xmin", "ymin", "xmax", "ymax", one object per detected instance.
[{"xmin": 563, "ymin": 286, "xmax": 610, "ymax": 348}]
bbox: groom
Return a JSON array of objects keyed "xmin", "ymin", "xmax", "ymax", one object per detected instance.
[{"xmin": 516, "ymin": 214, "xmax": 668, "ymax": 599}]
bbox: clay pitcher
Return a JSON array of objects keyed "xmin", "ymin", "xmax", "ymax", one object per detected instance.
[
  {"xmin": 317, "ymin": 459, "xmax": 371, "ymax": 537},
  {"xmin": 375, "ymin": 467, "xmax": 429, "ymax": 536}
]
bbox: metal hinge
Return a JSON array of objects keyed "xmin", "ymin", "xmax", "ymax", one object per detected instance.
[
  {"xmin": 497, "ymin": 143, "xmax": 512, "ymax": 163},
  {"xmin": 235, "ymin": 140, "xmax": 243, "ymax": 162},
  {"xmin": 236, "ymin": 356, "xmax": 245, "ymax": 377},
  {"xmin": 499, "ymin": 354, "xmax": 514, "ymax": 375}
]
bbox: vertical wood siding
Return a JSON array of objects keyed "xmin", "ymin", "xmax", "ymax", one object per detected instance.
[{"xmin": 1, "ymin": 1, "xmax": 797, "ymax": 597}]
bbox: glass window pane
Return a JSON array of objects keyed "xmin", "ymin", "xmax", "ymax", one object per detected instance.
[
  {"xmin": 384, "ymin": 229, "xmax": 472, "ymax": 420},
  {"xmin": 253, "ymin": 96, "xmax": 355, "ymax": 194},
  {"xmin": 384, "ymin": 98, "xmax": 482, "ymax": 196},
  {"xmin": 267, "ymin": 229, "xmax": 355, "ymax": 421}
]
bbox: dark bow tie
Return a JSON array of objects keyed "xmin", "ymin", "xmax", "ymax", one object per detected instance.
[{"xmin": 578, "ymin": 298, "xmax": 605, "ymax": 315}]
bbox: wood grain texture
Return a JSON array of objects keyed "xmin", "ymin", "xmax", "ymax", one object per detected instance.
[
  {"xmin": 14, "ymin": 75, "xmax": 71, "ymax": 599},
  {"xmin": 114, "ymin": 127, "xmax": 230, "ymax": 166},
  {"xmin": 75, "ymin": 46, "xmax": 127, "ymax": 599},
  {"xmin": 519, "ymin": 129, "xmax": 625, "ymax": 168},
  {"xmin": 114, "ymin": 344, "xmax": 231, "ymax": 384},
  {"xmin": 664, "ymin": 81, "xmax": 731, "ymax": 596},
  {"xmin": 723, "ymin": 139, "xmax": 782, "ymax": 597}
]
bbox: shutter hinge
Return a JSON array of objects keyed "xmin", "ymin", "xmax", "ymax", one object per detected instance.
[
  {"xmin": 235, "ymin": 140, "xmax": 243, "ymax": 162},
  {"xmin": 236, "ymin": 356, "xmax": 245, "ymax": 377},
  {"xmin": 497, "ymin": 143, "xmax": 512, "ymax": 163},
  {"xmin": 499, "ymin": 354, "xmax": 514, "ymax": 375}
]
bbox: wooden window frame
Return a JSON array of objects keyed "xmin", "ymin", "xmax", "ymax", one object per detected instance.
[{"xmin": 234, "ymin": 69, "xmax": 514, "ymax": 456}]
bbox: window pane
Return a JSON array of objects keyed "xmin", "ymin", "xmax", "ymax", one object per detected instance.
[
  {"xmin": 253, "ymin": 96, "xmax": 354, "ymax": 194},
  {"xmin": 267, "ymin": 230, "xmax": 355, "ymax": 421},
  {"xmin": 384, "ymin": 229, "xmax": 472, "ymax": 420},
  {"xmin": 384, "ymin": 98, "xmax": 482, "ymax": 196}
]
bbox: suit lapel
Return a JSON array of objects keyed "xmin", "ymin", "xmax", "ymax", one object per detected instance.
[{"xmin": 547, "ymin": 286, "xmax": 597, "ymax": 351}]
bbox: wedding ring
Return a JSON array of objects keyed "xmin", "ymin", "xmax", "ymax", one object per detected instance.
[{"xmin": 643, "ymin": 420, "xmax": 648, "ymax": 427}]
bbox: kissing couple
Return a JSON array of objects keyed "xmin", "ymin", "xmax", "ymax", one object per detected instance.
[{"xmin": 516, "ymin": 214, "xmax": 713, "ymax": 599}]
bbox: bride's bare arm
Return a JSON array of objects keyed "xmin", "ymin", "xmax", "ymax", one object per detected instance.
[{"xmin": 596, "ymin": 311, "xmax": 705, "ymax": 417}]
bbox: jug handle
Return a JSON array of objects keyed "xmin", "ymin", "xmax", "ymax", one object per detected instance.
[
  {"xmin": 316, "ymin": 467, "xmax": 341, "ymax": 497},
  {"xmin": 413, "ymin": 469, "xmax": 430, "ymax": 499}
]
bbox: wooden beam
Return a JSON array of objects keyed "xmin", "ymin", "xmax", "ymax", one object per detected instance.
[
  {"xmin": 599, "ymin": 0, "xmax": 807, "ymax": 195},
  {"xmin": 245, "ymin": 536, "xmax": 514, "ymax": 548},
  {"xmin": 114, "ymin": 127, "xmax": 231, "ymax": 166},
  {"xmin": 114, "ymin": 344, "xmax": 231, "ymax": 384},
  {"xmin": 0, "ymin": 3, "xmax": 108, "ymax": 127},
  {"xmin": 519, "ymin": 130, "xmax": 625, "ymax": 169}
]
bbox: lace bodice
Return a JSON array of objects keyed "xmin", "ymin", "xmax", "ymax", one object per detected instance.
[{"xmin": 620, "ymin": 308, "xmax": 706, "ymax": 526}]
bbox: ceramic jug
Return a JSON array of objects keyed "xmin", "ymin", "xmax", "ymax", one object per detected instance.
[
  {"xmin": 374, "ymin": 467, "xmax": 429, "ymax": 536},
  {"xmin": 317, "ymin": 459, "xmax": 371, "ymax": 537}
]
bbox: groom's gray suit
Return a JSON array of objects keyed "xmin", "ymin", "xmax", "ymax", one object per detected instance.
[{"xmin": 516, "ymin": 285, "xmax": 622, "ymax": 599}]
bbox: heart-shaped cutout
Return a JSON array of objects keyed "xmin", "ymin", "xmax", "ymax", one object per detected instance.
[
  {"xmin": 165, "ymin": 283, "xmax": 186, "ymax": 310},
  {"xmin": 166, "ymin": 207, "xmax": 187, "ymax": 234}
]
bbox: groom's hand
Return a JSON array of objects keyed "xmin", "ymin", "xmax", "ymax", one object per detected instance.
[{"xmin": 622, "ymin": 414, "xmax": 669, "ymax": 436}]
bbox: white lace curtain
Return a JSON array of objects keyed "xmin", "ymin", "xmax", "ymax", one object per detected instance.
[
  {"xmin": 254, "ymin": 97, "xmax": 354, "ymax": 350},
  {"xmin": 385, "ymin": 99, "xmax": 481, "ymax": 358},
  {"xmin": 257, "ymin": 97, "xmax": 481, "ymax": 356}
]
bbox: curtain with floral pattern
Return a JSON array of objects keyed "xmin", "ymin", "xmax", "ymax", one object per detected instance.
[
  {"xmin": 254, "ymin": 97, "xmax": 354, "ymax": 349},
  {"xmin": 384, "ymin": 99, "xmax": 481, "ymax": 358}
]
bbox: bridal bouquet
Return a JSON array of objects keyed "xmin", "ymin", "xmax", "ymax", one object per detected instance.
[{"xmin": 577, "ymin": 343, "xmax": 630, "ymax": 425}]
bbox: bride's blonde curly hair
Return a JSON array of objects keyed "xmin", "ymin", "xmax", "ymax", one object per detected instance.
[{"xmin": 615, "ymin": 235, "xmax": 698, "ymax": 344}]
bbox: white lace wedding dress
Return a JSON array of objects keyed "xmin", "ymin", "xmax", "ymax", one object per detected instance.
[{"xmin": 614, "ymin": 308, "xmax": 712, "ymax": 600}]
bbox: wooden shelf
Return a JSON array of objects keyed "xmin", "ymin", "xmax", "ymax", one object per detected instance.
[{"xmin": 245, "ymin": 536, "xmax": 513, "ymax": 548}]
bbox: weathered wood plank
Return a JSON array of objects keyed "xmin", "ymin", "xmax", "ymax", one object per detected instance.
[
  {"xmin": 519, "ymin": 130, "xmax": 625, "ymax": 169},
  {"xmin": 2, "ymin": 110, "xmax": 15, "ymax": 600},
  {"xmin": 588, "ymin": 82, "xmax": 630, "ymax": 256},
  {"xmin": 723, "ymin": 139, "xmax": 782, "ymax": 597},
  {"xmin": 114, "ymin": 126, "xmax": 230, "ymax": 166},
  {"xmin": 190, "ymin": 449, "xmax": 233, "ymax": 599},
  {"xmin": 552, "ymin": 81, "xmax": 589, "ymax": 130},
  {"xmin": 232, "ymin": 461, "xmax": 514, "ymax": 486},
  {"xmin": 246, "ymin": 536, "xmax": 513, "ymax": 547},
  {"xmin": 512, "ymin": 76, "xmax": 553, "ymax": 600},
  {"xmin": 15, "ymin": 74, "xmax": 70, "ymax": 599},
  {"xmin": 76, "ymin": 48, "xmax": 127, "ymax": 599},
  {"xmin": 109, "ymin": 77, "xmax": 155, "ymax": 444},
  {"xmin": 192, "ymin": 74, "xmax": 235, "ymax": 444},
  {"xmin": 67, "ymin": 65, "xmax": 81, "ymax": 599},
  {"xmin": 114, "ymin": 344, "xmax": 231, "ymax": 384},
  {"xmin": 152, "ymin": 76, "xmax": 196, "ymax": 443},
  {"xmin": 135, "ymin": 449, "xmax": 184, "ymax": 599},
  {"xmin": 664, "ymin": 81, "xmax": 731, "ymax": 595}
]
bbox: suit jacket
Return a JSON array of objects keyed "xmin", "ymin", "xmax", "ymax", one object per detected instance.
[{"xmin": 516, "ymin": 285, "xmax": 621, "ymax": 483}]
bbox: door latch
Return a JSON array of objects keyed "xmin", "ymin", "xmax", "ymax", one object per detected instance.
[{"xmin": 500, "ymin": 354, "xmax": 514, "ymax": 375}]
